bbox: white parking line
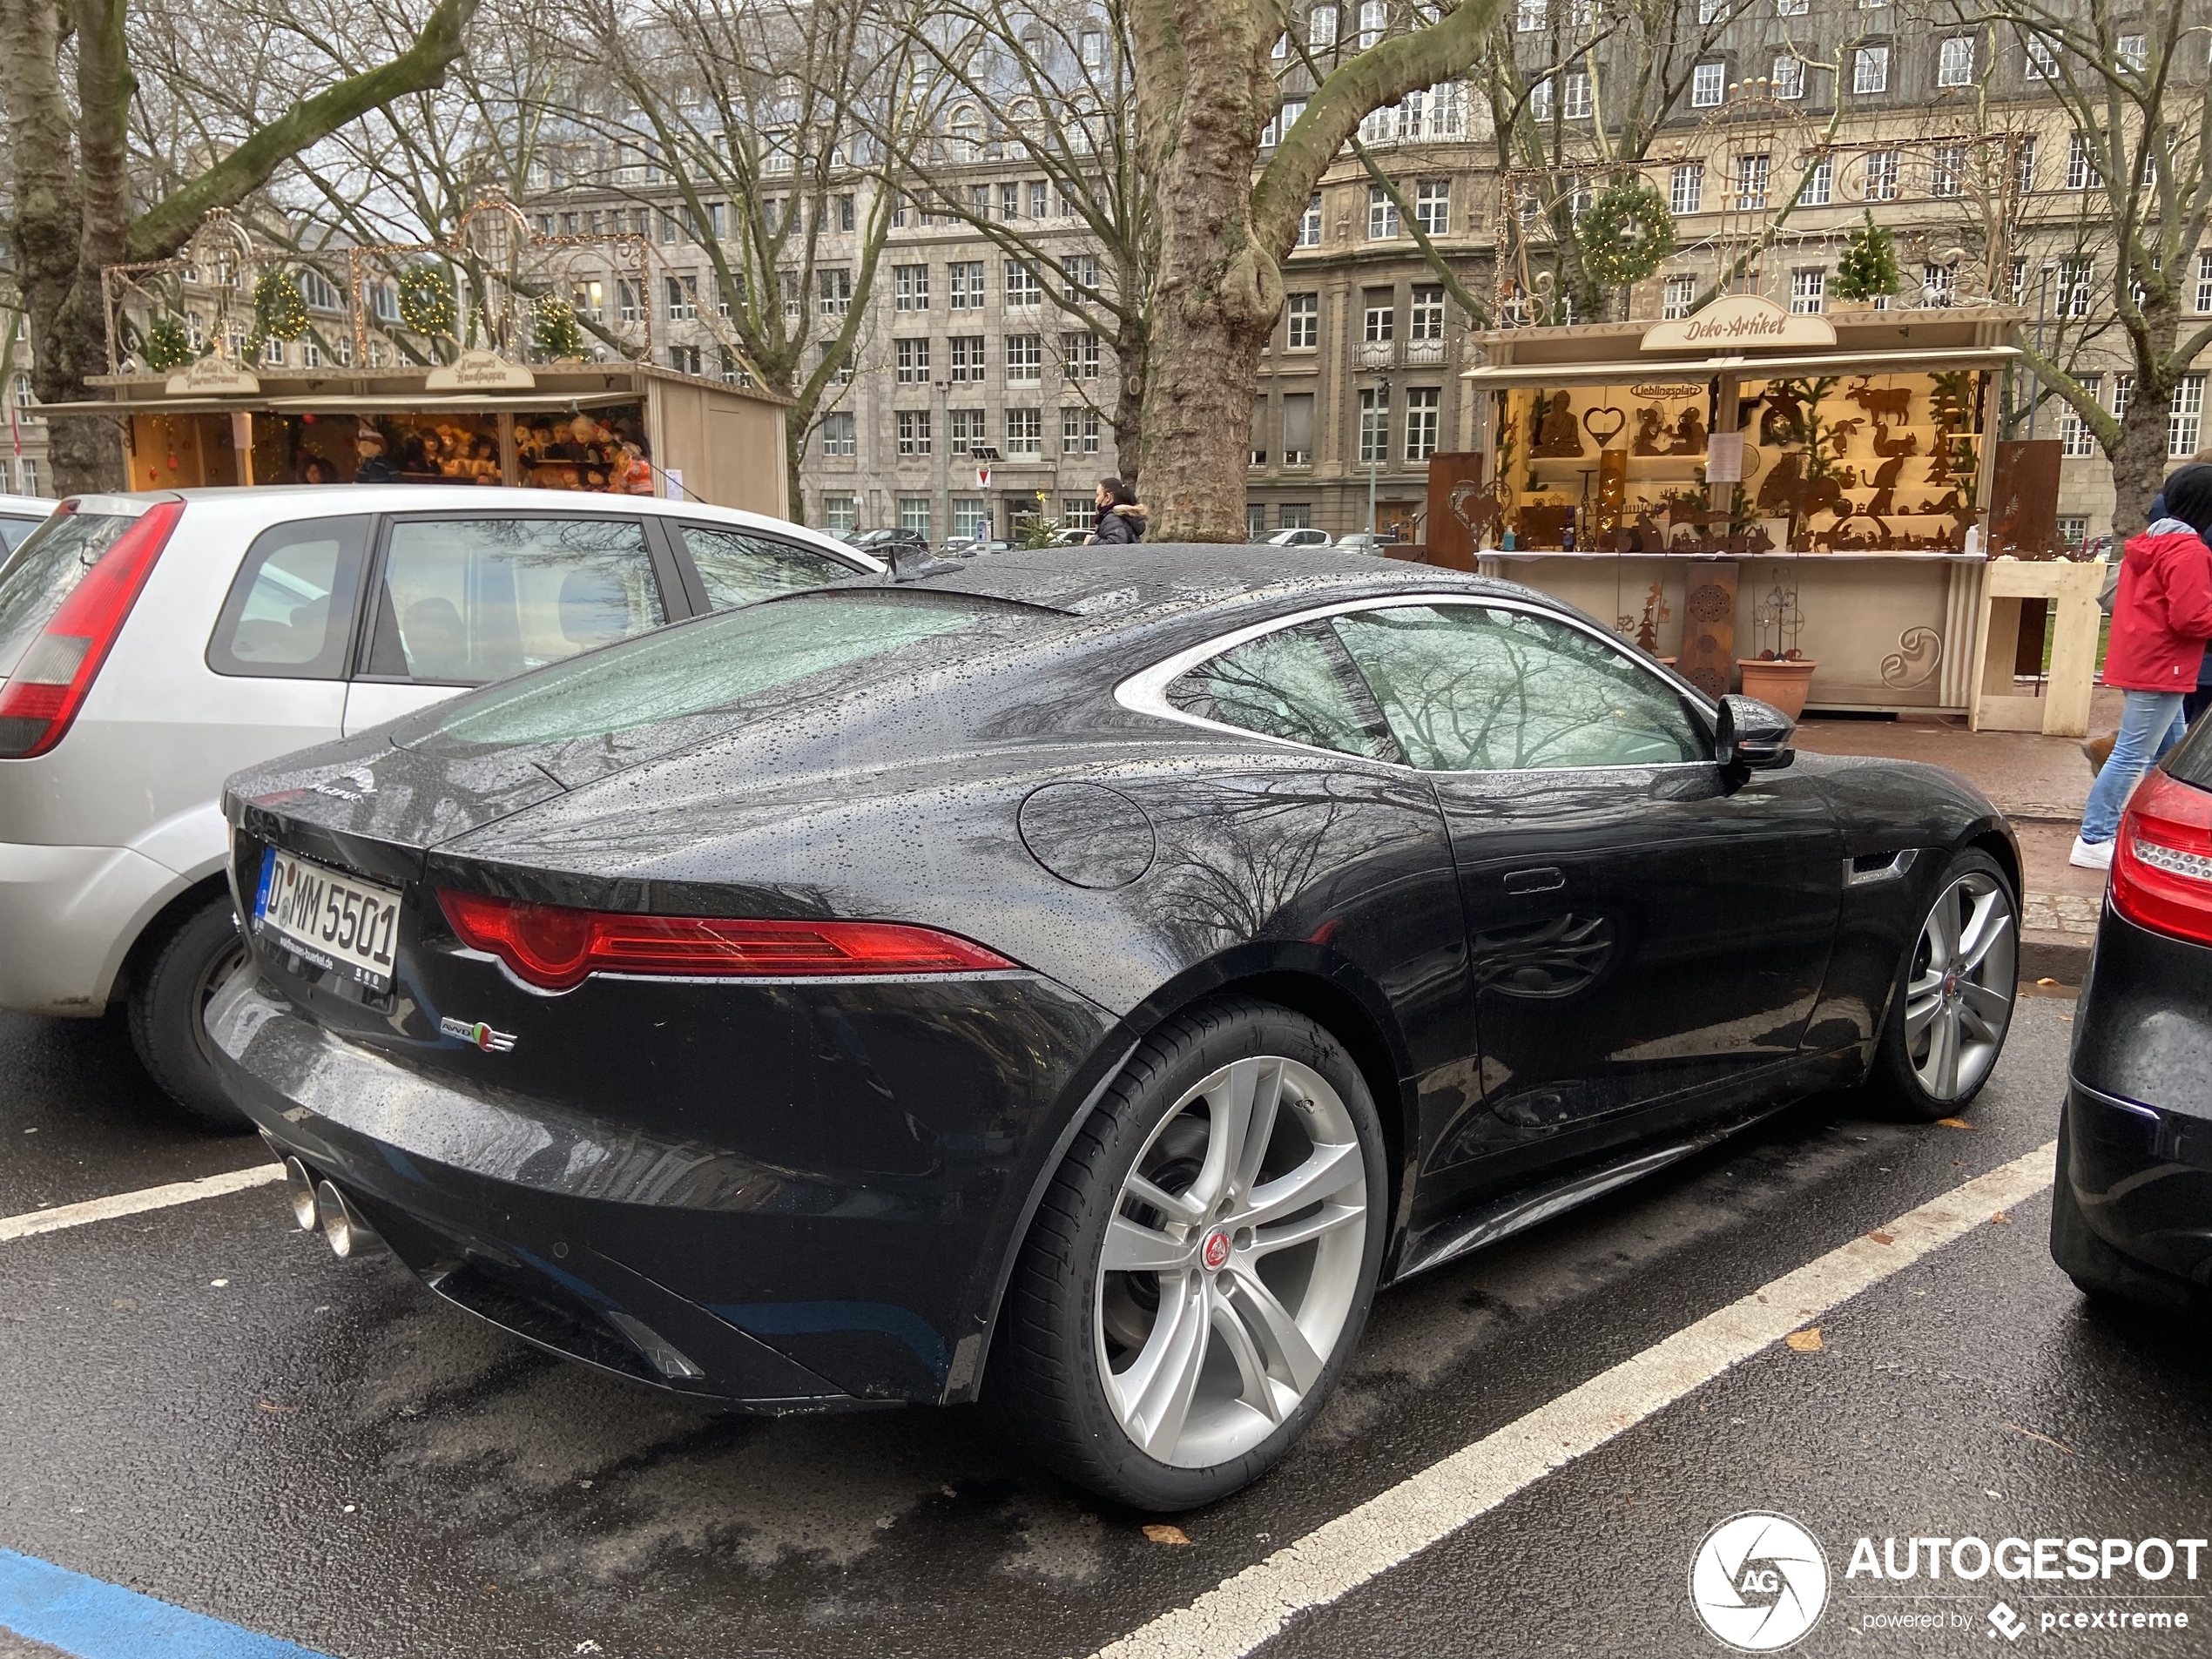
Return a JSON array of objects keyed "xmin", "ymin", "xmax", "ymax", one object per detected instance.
[
  {"xmin": 0, "ymin": 1163, "xmax": 284, "ymax": 1244},
  {"xmin": 1093, "ymin": 1140, "xmax": 2059, "ymax": 1659}
]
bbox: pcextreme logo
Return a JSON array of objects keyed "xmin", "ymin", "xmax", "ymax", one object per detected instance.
[{"xmin": 1689, "ymin": 1513, "xmax": 1831, "ymax": 1652}]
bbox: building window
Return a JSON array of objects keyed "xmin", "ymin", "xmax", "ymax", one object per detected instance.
[
  {"xmin": 1063, "ymin": 496, "xmax": 1095, "ymax": 529},
  {"xmin": 949, "ymin": 498, "xmax": 989, "ymax": 540},
  {"xmin": 999, "ymin": 181, "xmax": 1020, "ymax": 221},
  {"xmin": 1005, "ymin": 260, "xmax": 1042, "ymax": 309},
  {"xmin": 667, "ymin": 344, "xmax": 703, "ymax": 375},
  {"xmin": 896, "ymin": 409, "xmax": 932, "ymax": 456},
  {"xmin": 1359, "ymin": 386, "xmax": 1390, "ymax": 465},
  {"xmin": 1937, "ymin": 36, "xmax": 1974, "ymax": 86},
  {"xmin": 823, "ymin": 495, "xmax": 857, "ymax": 530},
  {"xmin": 1853, "ymin": 44, "xmax": 1888, "ymax": 94},
  {"xmin": 1691, "ymin": 62, "xmax": 1724, "ymax": 109},
  {"xmin": 1062, "ymin": 332, "xmax": 1102, "ymax": 379},
  {"xmin": 2058, "ymin": 515, "xmax": 2087, "ymax": 550},
  {"xmin": 1514, "ymin": 0, "xmax": 1542, "ymax": 31},
  {"xmin": 1368, "ymin": 186, "xmax": 1399, "ymax": 239},
  {"xmin": 1735, "ymin": 154, "xmax": 1770, "ymax": 211},
  {"xmin": 1283, "ymin": 395, "xmax": 1314, "ymax": 466},
  {"xmin": 2017, "ymin": 135, "xmax": 2038, "ymax": 193},
  {"xmin": 1287, "ymin": 293, "xmax": 1319, "ymax": 348},
  {"xmin": 1865, "ymin": 150, "xmax": 1900, "ymax": 202},
  {"xmin": 1923, "ymin": 263, "xmax": 1957, "ymax": 306},
  {"xmin": 1790, "ymin": 268, "xmax": 1825, "ymax": 314},
  {"xmin": 1930, "ymin": 145, "xmax": 1967, "ymax": 199},
  {"xmin": 1670, "ymin": 162, "xmax": 1704, "ymax": 215},
  {"xmin": 665, "ymin": 275, "xmax": 698, "ymax": 320},
  {"xmin": 1410, "ymin": 285, "xmax": 1445, "ymax": 341},
  {"xmin": 2118, "ymin": 33, "xmax": 2148, "ymax": 71},
  {"xmin": 2058, "ymin": 256, "xmax": 2094, "ymax": 320},
  {"xmin": 948, "ymin": 335, "xmax": 985, "ymax": 381},
  {"xmin": 1772, "ymin": 56, "xmax": 1804, "ymax": 99},
  {"xmin": 819, "ymin": 268, "xmax": 853, "ymax": 314},
  {"xmin": 2060, "ymin": 377, "xmax": 2101, "ymax": 456},
  {"xmin": 15, "ymin": 459, "xmax": 37, "ymax": 496},
  {"xmin": 1007, "ymin": 334, "xmax": 1043, "ymax": 383},
  {"xmin": 1414, "ymin": 179, "xmax": 1450, "ymax": 235},
  {"xmin": 2195, "ymin": 252, "xmax": 2212, "ymax": 314},
  {"xmin": 1298, "ymin": 194, "xmax": 1323, "ymax": 247},
  {"xmin": 1359, "ymin": 0, "xmax": 1385, "ymax": 48},
  {"xmin": 837, "ymin": 194, "xmax": 856, "ymax": 232},
  {"xmin": 1529, "ymin": 77, "xmax": 1553, "ymax": 122},
  {"xmin": 1062, "ymin": 254, "xmax": 1100, "ymax": 302},
  {"xmin": 894, "ymin": 264, "xmax": 930, "ymax": 310},
  {"xmin": 1798, "ymin": 155, "xmax": 1834, "ymax": 206},
  {"xmin": 2173, "ymin": 374, "xmax": 2206, "ymax": 456},
  {"xmin": 1309, "ymin": 4, "xmax": 1338, "ymax": 45},
  {"xmin": 900, "ymin": 497, "xmax": 932, "ymax": 537},
  {"xmin": 1007, "ymin": 408, "xmax": 1043, "ymax": 456},
  {"xmin": 1776, "ymin": 0, "xmax": 1806, "ymax": 13},
  {"xmin": 2067, "ymin": 133, "xmax": 2100, "ymax": 191},
  {"xmin": 1561, "ymin": 70, "xmax": 1592, "ymax": 119},
  {"xmin": 949, "ymin": 260, "xmax": 985, "ymax": 309},
  {"xmin": 1404, "ymin": 387, "xmax": 1440, "ymax": 462},
  {"xmin": 2112, "ymin": 374, "xmax": 2134, "ymax": 419},
  {"xmin": 1279, "ymin": 503, "xmax": 1313, "ymax": 529},
  {"xmin": 1029, "ymin": 181, "xmax": 1049, "ymax": 218},
  {"xmin": 947, "ymin": 409, "xmax": 984, "ymax": 452},
  {"xmin": 1364, "ymin": 291, "xmax": 1394, "ymax": 342},
  {"xmin": 819, "ymin": 413, "xmax": 856, "ymax": 456},
  {"xmin": 1061, "ymin": 406, "xmax": 1100, "ymax": 455},
  {"xmin": 894, "ymin": 337, "xmax": 931, "ymax": 383},
  {"xmin": 2026, "ymin": 37, "xmax": 2058, "ymax": 80},
  {"xmin": 1662, "ymin": 275, "xmax": 1696, "ymax": 320}
]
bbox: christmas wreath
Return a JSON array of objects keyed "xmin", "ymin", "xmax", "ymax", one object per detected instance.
[
  {"xmin": 1575, "ymin": 179, "xmax": 1677, "ymax": 286},
  {"xmin": 143, "ymin": 314, "xmax": 198, "ymax": 373},
  {"xmin": 397, "ymin": 265, "xmax": 456, "ymax": 336},
  {"xmin": 533, "ymin": 293, "xmax": 585, "ymax": 360},
  {"xmin": 252, "ymin": 271, "xmax": 311, "ymax": 341}
]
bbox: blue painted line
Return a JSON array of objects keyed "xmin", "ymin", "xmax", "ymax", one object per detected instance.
[{"xmin": 0, "ymin": 1548, "xmax": 334, "ymax": 1659}]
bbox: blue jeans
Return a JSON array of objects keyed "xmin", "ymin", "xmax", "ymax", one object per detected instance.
[{"xmin": 2082, "ymin": 691, "xmax": 2188, "ymax": 844}]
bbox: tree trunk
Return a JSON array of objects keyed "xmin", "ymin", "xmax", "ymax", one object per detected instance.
[
  {"xmin": 1111, "ymin": 316, "xmax": 1147, "ymax": 491},
  {"xmin": 2107, "ymin": 381, "xmax": 2175, "ymax": 538}
]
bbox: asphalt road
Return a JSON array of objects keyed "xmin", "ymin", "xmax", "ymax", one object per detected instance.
[{"xmin": 2, "ymin": 993, "xmax": 2205, "ymax": 1659}]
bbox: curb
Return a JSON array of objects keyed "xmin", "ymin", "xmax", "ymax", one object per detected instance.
[{"xmin": 2020, "ymin": 930, "xmax": 2092, "ymax": 987}]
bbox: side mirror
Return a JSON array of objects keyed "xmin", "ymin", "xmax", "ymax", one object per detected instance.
[{"xmin": 1715, "ymin": 694, "xmax": 1796, "ymax": 770}]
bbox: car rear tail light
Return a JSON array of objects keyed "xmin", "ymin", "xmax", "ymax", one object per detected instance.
[
  {"xmin": 2111, "ymin": 768, "xmax": 2212, "ymax": 947},
  {"xmin": 0, "ymin": 498, "xmax": 185, "ymax": 759},
  {"xmin": 436, "ymin": 889, "xmax": 1020, "ymax": 990}
]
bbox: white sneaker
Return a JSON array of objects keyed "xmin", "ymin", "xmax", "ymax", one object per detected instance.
[{"xmin": 2070, "ymin": 835, "xmax": 2115, "ymax": 872}]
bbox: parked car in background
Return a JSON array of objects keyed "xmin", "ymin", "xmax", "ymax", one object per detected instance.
[
  {"xmin": 1261, "ymin": 527, "xmax": 1331, "ymax": 548},
  {"xmin": 0, "ymin": 487, "xmax": 875, "ymax": 1129},
  {"xmin": 0, "ymin": 494, "xmax": 54, "ymax": 553},
  {"xmin": 1333, "ymin": 531, "xmax": 1399, "ymax": 552},
  {"xmin": 2052, "ymin": 724, "xmax": 2212, "ymax": 1310},
  {"xmin": 846, "ymin": 528, "xmax": 929, "ymax": 557},
  {"xmin": 213, "ymin": 545, "xmax": 2020, "ymax": 1509}
]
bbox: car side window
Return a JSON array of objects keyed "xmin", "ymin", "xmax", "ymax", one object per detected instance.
[
  {"xmin": 679, "ymin": 525, "xmax": 855, "ymax": 610},
  {"xmin": 206, "ymin": 516, "xmax": 372, "ymax": 680},
  {"xmin": 1167, "ymin": 620, "xmax": 1399, "ymax": 761},
  {"xmin": 363, "ymin": 516, "xmax": 665, "ymax": 686},
  {"xmin": 1330, "ymin": 604, "xmax": 1710, "ymax": 772}
]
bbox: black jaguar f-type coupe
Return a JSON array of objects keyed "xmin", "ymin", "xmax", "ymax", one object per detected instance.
[{"xmin": 210, "ymin": 546, "xmax": 2020, "ymax": 1507}]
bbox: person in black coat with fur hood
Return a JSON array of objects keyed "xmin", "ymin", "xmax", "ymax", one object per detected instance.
[{"xmin": 1086, "ymin": 476, "xmax": 1148, "ymax": 543}]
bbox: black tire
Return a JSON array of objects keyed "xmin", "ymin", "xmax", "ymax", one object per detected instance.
[
  {"xmin": 987, "ymin": 996, "xmax": 1389, "ymax": 1510},
  {"xmin": 126, "ymin": 893, "xmax": 254, "ymax": 1132},
  {"xmin": 1866, "ymin": 848, "xmax": 2019, "ymax": 1122}
]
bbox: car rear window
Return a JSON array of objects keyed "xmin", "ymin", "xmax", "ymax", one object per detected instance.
[
  {"xmin": 397, "ymin": 590, "xmax": 1033, "ymax": 752},
  {"xmin": 2168, "ymin": 717, "xmax": 2212, "ymax": 790},
  {"xmin": 0, "ymin": 514, "xmax": 45, "ymax": 553},
  {"xmin": 206, "ymin": 516, "xmax": 371, "ymax": 679},
  {"xmin": 0, "ymin": 510, "xmax": 138, "ymax": 679}
]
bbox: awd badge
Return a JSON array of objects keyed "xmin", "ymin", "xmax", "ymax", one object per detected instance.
[{"xmin": 439, "ymin": 1016, "xmax": 517, "ymax": 1053}]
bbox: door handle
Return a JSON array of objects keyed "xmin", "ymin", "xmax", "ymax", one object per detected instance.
[{"xmin": 1502, "ymin": 866, "xmax": 1566, "ymax": 894}]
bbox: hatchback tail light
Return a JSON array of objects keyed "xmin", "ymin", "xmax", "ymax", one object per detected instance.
[
  {"xmin": 2111, "ymin": 768, "xmax": 2212, "ymax": 947},
  {"xmin": 0, "ymin": 498, "xmax": 185, "ymax": 759},
  {"xmin": 437, "ymin": 889, "xmax": 1020, "ymax": 990}
]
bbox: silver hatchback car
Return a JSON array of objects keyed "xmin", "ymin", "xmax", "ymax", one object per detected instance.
[{"xmin": 0, "ymin": 486, "xmax": 876, "ymax": 1127}]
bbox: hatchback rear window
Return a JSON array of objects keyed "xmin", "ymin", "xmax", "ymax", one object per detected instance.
[
  {"xmin": 2168, "ymin": 718, "xmax": 2212, "ymax": 791},
  {"xmin": 0, "ymin": 510, "xmax": 137, "ymax": 679},
  {"xmin": 399, "ymin": 590, "xmax": 1031, "ymax": 752}
]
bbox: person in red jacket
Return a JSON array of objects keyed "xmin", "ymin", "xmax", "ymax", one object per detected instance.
[{"xmin": 2074, "ymin": 463, "xmax": 2212, "ymax": 868}]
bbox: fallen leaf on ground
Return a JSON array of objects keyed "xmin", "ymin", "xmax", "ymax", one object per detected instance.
[
  {"xmin": 1935, "ymin": 1117, "xmax": 1976, "ymax": 1130},
  {"xmin": 2056, "ymin": 1014, "xmax": 2074, "ymax": 1024},
  {"xmin": 2036, "ymin": 977, "xmax": 2060, "ymax": 987},
  {"xmin": 1869, "ymin": 1231, "xmax": 1896, "ymax": 1246},
  {"xmin": 1784, "ymin": 1328, "xmax": 1824, "ymax": 1352},
  {"xmin": 255, "ymin": 1399, "xmax": 294, "ymax": 1413},
  {"xmin": 2003, "ymin": 1422, "xmax": 2077, "ymax": 1455},
  {"xmin": 1991, "ymin": 1211, "xmax": 2013, "ymax": 1225},
  {"xmin": 1143, "ymin": 1524, "xmax": 1193, "ymax": 1546}
]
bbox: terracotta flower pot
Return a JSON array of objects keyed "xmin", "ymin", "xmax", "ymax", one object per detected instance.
[{"xmin": 1737, "ymin": 657, "xmax": 1817, "ymax": 719}]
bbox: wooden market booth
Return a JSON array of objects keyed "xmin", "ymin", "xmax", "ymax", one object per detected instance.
[
  {"xmin": 1426, "ymin": 299, "xmax": 2097, "ymax": 734},
  {"xmin": 51, "ymin": 354, "xmax": 792, "ymax": 517}
]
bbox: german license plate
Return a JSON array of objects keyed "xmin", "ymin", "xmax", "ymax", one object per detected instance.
[{"xmin": 253, "ymin": 847, "xmax": 402, "ymax": 992}]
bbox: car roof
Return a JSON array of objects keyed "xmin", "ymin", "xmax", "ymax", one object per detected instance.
[{"xmin": 0, "ymin": 494, "xmax": 55, "ymax": 519}]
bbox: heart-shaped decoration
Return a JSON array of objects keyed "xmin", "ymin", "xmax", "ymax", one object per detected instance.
[{"xmin": 1582, "ymin": 406, "xmax": 1628, "ymax": 447}]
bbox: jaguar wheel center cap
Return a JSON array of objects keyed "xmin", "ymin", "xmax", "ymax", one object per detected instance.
[{"xmin": 1201, "ymin": 1226, "xmax": 1232, "ymax": 1271}]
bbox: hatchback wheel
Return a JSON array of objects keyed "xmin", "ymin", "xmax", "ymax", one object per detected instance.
[
  {"xmin": 127, "ymin": 893, "xmax": 253, "ymax": 1131},
  {"xmin": 990, "ymin": 998, "xmax": 1386, "ymax": 1509},
  {"xmin": 1871, "ymin": 849, "xmax": 2017, "ymax": 1121}
]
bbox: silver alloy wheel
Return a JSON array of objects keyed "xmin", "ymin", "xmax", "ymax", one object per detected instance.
[
  {"xmin": 1094, "ymin": 1055, "xmax": 1368, "ymax": 1469},
  {"xmin": 1904, "ymin": 869, "xmax": 2016, "ymax": 1101}
]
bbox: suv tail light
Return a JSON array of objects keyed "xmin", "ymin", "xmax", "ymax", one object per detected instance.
[
  {"xmin": 2111, "ymin": 768, "xmax": 2212, "ymax": 947},
  {"xmin": 0, "ymin": 498, "xmax": 185, "ymax": 759},
  {"xmin": 437, "ymin": 889, "xmax": 1020, "ymax": 990}
]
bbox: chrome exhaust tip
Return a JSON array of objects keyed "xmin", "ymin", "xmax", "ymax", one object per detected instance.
[
  {"xmin": 314, "ymin": 1178, "xmax": 388, "ymax": 1261},
  {"xmin": 284, "ymin": 1157, "xmax": 319, "ymax": 1231}
]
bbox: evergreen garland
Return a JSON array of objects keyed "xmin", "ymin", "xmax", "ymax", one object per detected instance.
[
  {"xmin": 144, "ymin": 314, "xmax": 198, "ymax": 372},
  {"xmin": 1833, "ymin": 212, "xmax": 1901, "ymax": 302},
  {"xmin": 1575, "ymin": 179, "xmax": 1677, "ymax": 287},
  {"xmin": 397, "ymin": 265, "xmax": 457, "ymax": 336},
  {"xmin": 253, "ymin": 271, "xmax": 311, "ymax": 341},
  {"xmin": 533, "ymin": 293, "xmax": 586, "ymax": 360}
]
